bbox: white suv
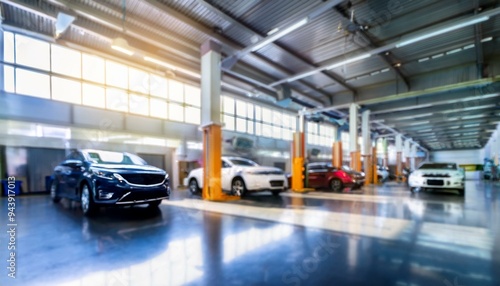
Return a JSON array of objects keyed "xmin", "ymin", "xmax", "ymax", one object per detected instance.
[
  {"xmin": 185, "ymin": 156, "xmax": 287, "ymax": 196},
  {"xmin": 408, "ymin": 162, "xmax": 465, "ymax": 196}
]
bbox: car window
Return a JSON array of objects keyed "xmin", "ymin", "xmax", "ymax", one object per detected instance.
[
  {"xmin": 228, "ymin": 158, "xmax": 258, "ymax": 166},
  {"xmin": 87, "ymin": 151, "xmax": 147, "ymax": 165},
  {"xmin": 66, "ymin": 151, "xmax": 84, "ymax": 161},
  {"xmin": 419, "ymin": 163, "xmax": 457, "ymax": 170},
  {"xmin": 222, "ymin": 160, "xmax": 231, "ymax": 168}
]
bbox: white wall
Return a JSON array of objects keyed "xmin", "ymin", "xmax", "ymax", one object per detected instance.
[{"xmin": 430, "ymin": 149, "xmax": 484, "ymax": 165}]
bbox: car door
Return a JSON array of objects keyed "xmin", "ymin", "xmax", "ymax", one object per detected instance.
[
  {"xmin": 62, "ymin": 159, "xmax": 84, "ymax": 199},
  {"xmin": 221, "ymin": 159, "xmax": 232, "ymax": 191},
  {"xmin": 308, "ymin": 164, "xmax": 327, "ymax": 188}
]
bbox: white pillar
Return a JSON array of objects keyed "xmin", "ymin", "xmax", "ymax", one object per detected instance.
[
  {"xmin": 396, "ymin": 135, "xmax": 403, "ymax": 153},
  {"xmin": 361, "ymin": 110, "xmax": 370, "ymax": 155},
  {"xmin": 349, "ymin": 104, "xmax": 359, "ymax": 153},
  {"xmin": 410, "ymin": 144, "xmax": 417, "ymax": 170},
  {"xmin": 201, "ymin": 40, "xmax": 221, "ymax": 125},
  {"xmin": 404, "ymin": 140, "xmax": 411, "ymax": 162}
]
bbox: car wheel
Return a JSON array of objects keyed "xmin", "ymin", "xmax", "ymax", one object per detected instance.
[
  {"xmin": 148, "ymin": 200, "xmax": 162, "ymax": 208},
  {"xmin": 329, "ymin": 179, "xmax": 343, "ymax": 192},
  {"xmin": 410, "ymin": 187, "xmax": 416, "ymax": 193},
  {"xmin": 231, "ymin": 178, "xmax": 246, "ymax": 196},
  {"xmin": 271, "ymin": 190, "xmax": 281, "ymax": 196},
  {"xmin": 189, "ymin": 179, "xmax": 200, "ymax": 194},
  {"xmin": 81, "ymin": 184, "xmax": 97, "ymax": 216},
  {"xmin": 50, "ymin": 180, "xmax": 61, "ymax": 203}
]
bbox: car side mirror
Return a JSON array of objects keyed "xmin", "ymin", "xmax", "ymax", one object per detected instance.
[{"xmin": 64, "ymin": 160, "xmax": 83, "ymax": 168}]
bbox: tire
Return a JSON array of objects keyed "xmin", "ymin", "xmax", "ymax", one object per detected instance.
[
  {"xmin": 50, "ymin": 180, "xmax": 61, "ymax": 203},
  {"xmin": 271, "ymin": 190, "xmax": 281, "ymax": 196},
  {"xmin": 148, "ymin": 200, "xmax": 162, "ymax": 208},
  {"xmin": 410, "ymin": 187, "xmax": 416, "ymax": 193},
  {"xmin": 189, "ymin": 179, "xmax": 200, "ymax": 194},
  {"xmin": 329, "ymin": 179, "xmax": 343, "ymax": 192},
  {"xmin": 231, "ymin": 178, "xmax": 247, "ymax": 196},
  {"xmin": 80, "ymin": 183, "xmax": 97, "ymax": 216}
]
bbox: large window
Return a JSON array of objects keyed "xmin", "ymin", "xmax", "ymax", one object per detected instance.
[
  {"xmin": 15, "ymin": 34, "xmax": 50, "ymax": 70},
  {"xmin": 51, "ymin": 45, "xmax": 81, "ymax": 78},
  {"xmin": 3, "ymin": 31, "xmax": 202, "ymax": 126},
  {"xmin": 16, "ymin": 69, "xmax": 50, "ymax": 99}
]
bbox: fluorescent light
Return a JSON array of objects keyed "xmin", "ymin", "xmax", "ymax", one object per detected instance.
[
  {"xmin": 398, "ymin": 113, "xmax": 433, "ymax": 120},
  {"xmin": 463, "ymin": 44, "xmax": 475, "ymax": 50},
  {"xmin": 432, "ymin": 53, "xmax": 444, "ymax": 59},
  {"xmin": 463, "ymin": 123, "xmax": 480, "ymax": 128},
  {"xmin": 396, "ymin": 16, "xmax": 490, "ymax": 48},
  {"xmin": 267, "ymin": 28, "xmax": 279, "ymax": 35},
  {"xmin": 481, "ymin": 37, "xmax": 493, "ymax": 42},
  {"xmin": 111, "ymin": 37, "xmax": 134, "ymax": 56},
  {"xmin": 251, "ymin": 17, "xmax": 308, "ymax": 52},
  {"xmin": 144, "ymin": 56, "xmax": 200, "ymax": 78},
  {"xmin": 446, "ymin": 48, "xmax": 462, "ymax": 55},
  {"xmin": 144, "ymin": 56, "xmax": 177, "ymax": 70},
  {"xmin": 418, "ymin": 57, "xmax": 429, "ymax": 62},
  {"xmin": 380, "ymin": 68, "xmax": 390, "ymax": 73},
  {"xmin": 408, "ymin": 121, "xmax": 430, "ymax": 126},
  {"xmin": 462, "ymin": 114, "xmax": 486, "ymax": 119},
  {"xmin": 327, "ymin": 53, "xmax": 372, "ymax": 70},
  {"xmin": 417, "ymin": 128, "xmax": 433, "ymax": 132}
]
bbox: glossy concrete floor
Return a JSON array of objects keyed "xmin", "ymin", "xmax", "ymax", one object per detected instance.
[{"xmin": 1, "ymin": 180, "xmax": 500, "ymax": 286}]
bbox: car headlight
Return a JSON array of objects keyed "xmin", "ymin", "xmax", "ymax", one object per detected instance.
[{"xmin": 92, "ymin": 169, "xmax": 115, "ymax": 180}]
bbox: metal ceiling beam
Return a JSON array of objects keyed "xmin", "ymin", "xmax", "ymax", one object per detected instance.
[
  {"xmin": 139, "ymin": 0, "xmax": 331, "ymax": 105},
  {"xmin": 406, "ymin": 126, "xmax": 496, "ymax": 136},
  {"xmin": 194, "ymin": 0, "xmax": 355, "ymax": 96},
  {"xmin": 269, "ymin": 7, "xmax": 500, "ymax": 86},
  {"xmin": 332, "ymin": 6, "xmax": 410, "ymax": 91},
  {"xmin": 384, "ymin": 116, "xmax": 499, "ymax": 130},
  {"xmin": 368, "ymin": 88, "xmax": 500, "ymax": 115},
  {"xmin": 473, "ymin": 0, "xmax": 485, "ymax": 79},
  {"xmin": 308, "ymin": 75, "xmax": 500, "ymax": 114}
]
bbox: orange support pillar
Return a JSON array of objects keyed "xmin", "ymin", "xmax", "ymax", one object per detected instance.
[
  {"xmin": 364, "ymin": 154, "xmax": 372, "ymax": 186},
  {"xmin": 350, "ymin": 151, "xmax": 361, "ymax": 172},
  {"xmin": 332, "ymin": 141, "xmax": 342, "ymax": 169},
  {"xmin": 396, "ymin": 151, "xmax": 402, "ymax": 183},
  {"xmin": 202, "ymin": 124, "xmax": 237, "ymax": 201},
  {"xmin": 291, "ymin": 132, "xmax": 307, "ymax": 192},
  {"xmin": 372, "ymin": 146, "xmax": 378, "ymax": 184}
]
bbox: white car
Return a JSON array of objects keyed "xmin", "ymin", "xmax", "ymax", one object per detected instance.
[
  {"xmin": 408, "ymin": 162, "xmax": 465, "ymax": 196},
  {"xmin": 185, "ymin": 156, "xmax": 288, "ymax": 196}
]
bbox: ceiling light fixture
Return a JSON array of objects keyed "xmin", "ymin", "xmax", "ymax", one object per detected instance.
[
  {"xmin": 396, "ymin": 16, "xmax": 490, "ymax": 48},
  {"xmin": 481, "ymin": 37, "xmax": 493, "ymax": 42},
  {"xmin": 144, "ymin": 56, "xmax": 200, "ymax": 79},
  {"xmin": 446, "ymin": 48, "xmax": 462, "ymax": 55},
  {"xmin": 251, "ymin": 17, "xmax": 308, "ymax": 52},
  {"xmin": 267, "ymin": 28, "xmax": 279, "ymax": 35},
  {"xmin": 326, "ymin": 53, "xmax": 372, "ymax": 70},
  {"xmin": 111, "ymin": 37, "xmax": 134, "ymax": 56}
]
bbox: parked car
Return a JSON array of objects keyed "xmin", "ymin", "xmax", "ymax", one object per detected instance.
[
  {"xmin": 51, "ymin": 149, "xmax": 170, "ymax": 216},
  {"xmin": 408, "ymin": 162, "xmax": 465, "ymax": 196},
  {"xmin": 377, "ymin": 165, "xmax": 390, "ymax": 181},
  {"xmin": 186, "ymin": 156, "xmax": 287, "ymax": 196},
  {"xmin": 307, "ymin": 162, "xmax": 365, "ymax": 192}
]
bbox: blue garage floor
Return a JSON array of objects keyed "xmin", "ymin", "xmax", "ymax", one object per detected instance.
[{"xmin": 1, "ymin": 180, "xmax": 499, "ymax": 286}]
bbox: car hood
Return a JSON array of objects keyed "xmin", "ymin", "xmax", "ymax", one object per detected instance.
[
  {"xmin": 91, "ymin": 164, "xmax": 165, "ymax": 174},
  {"xmin": 413, "ymin": 168, "xmax": 461, "ymax": 176},
  {"xmin": 235, "ymin": 166, "xmax": 284, "ymax": 174},
  {"xmin": 344, "ymin": 170, "xmax": 364, "ymax": 177}
]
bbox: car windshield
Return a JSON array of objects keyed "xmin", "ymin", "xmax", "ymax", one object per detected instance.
[
  {"xmin": 419, "ymin": 163, "xmax": 457, "ymax": 170},
  {"xmin": 87, "ymin": 151, "xmax": 147, "ymax": 165},
  {"xmin": 228, "ymin": 158, "xmax": 259, "ymax": 166}
]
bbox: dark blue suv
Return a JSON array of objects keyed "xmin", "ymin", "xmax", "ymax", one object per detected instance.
[{"xmin": 51, "ymin": 149, "xmax": 170, "ymax": 216}]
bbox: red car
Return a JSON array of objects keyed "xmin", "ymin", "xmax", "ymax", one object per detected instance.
[{"xmin": 306, "ymin": 162, "xmax": 365, "ymax": 192}]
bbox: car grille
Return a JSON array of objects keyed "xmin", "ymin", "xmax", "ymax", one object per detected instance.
[
  {"xmin": 119, "ymin": 190, "xmax": 168, "ymax": 202},
  {"xmin": 422, "ymin": 173, "xmax": 450, "ymax": 178},
  {"xmin": 120, "ymin": 173, "xmax": 165, "ymax": 185},
  {"xmin": 270, "ymin": 180, "xmax": 284, "ymax": 187},
  {"xmin": 427, "ymin": 179, "xmax": 444, "ymax": 186}
]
